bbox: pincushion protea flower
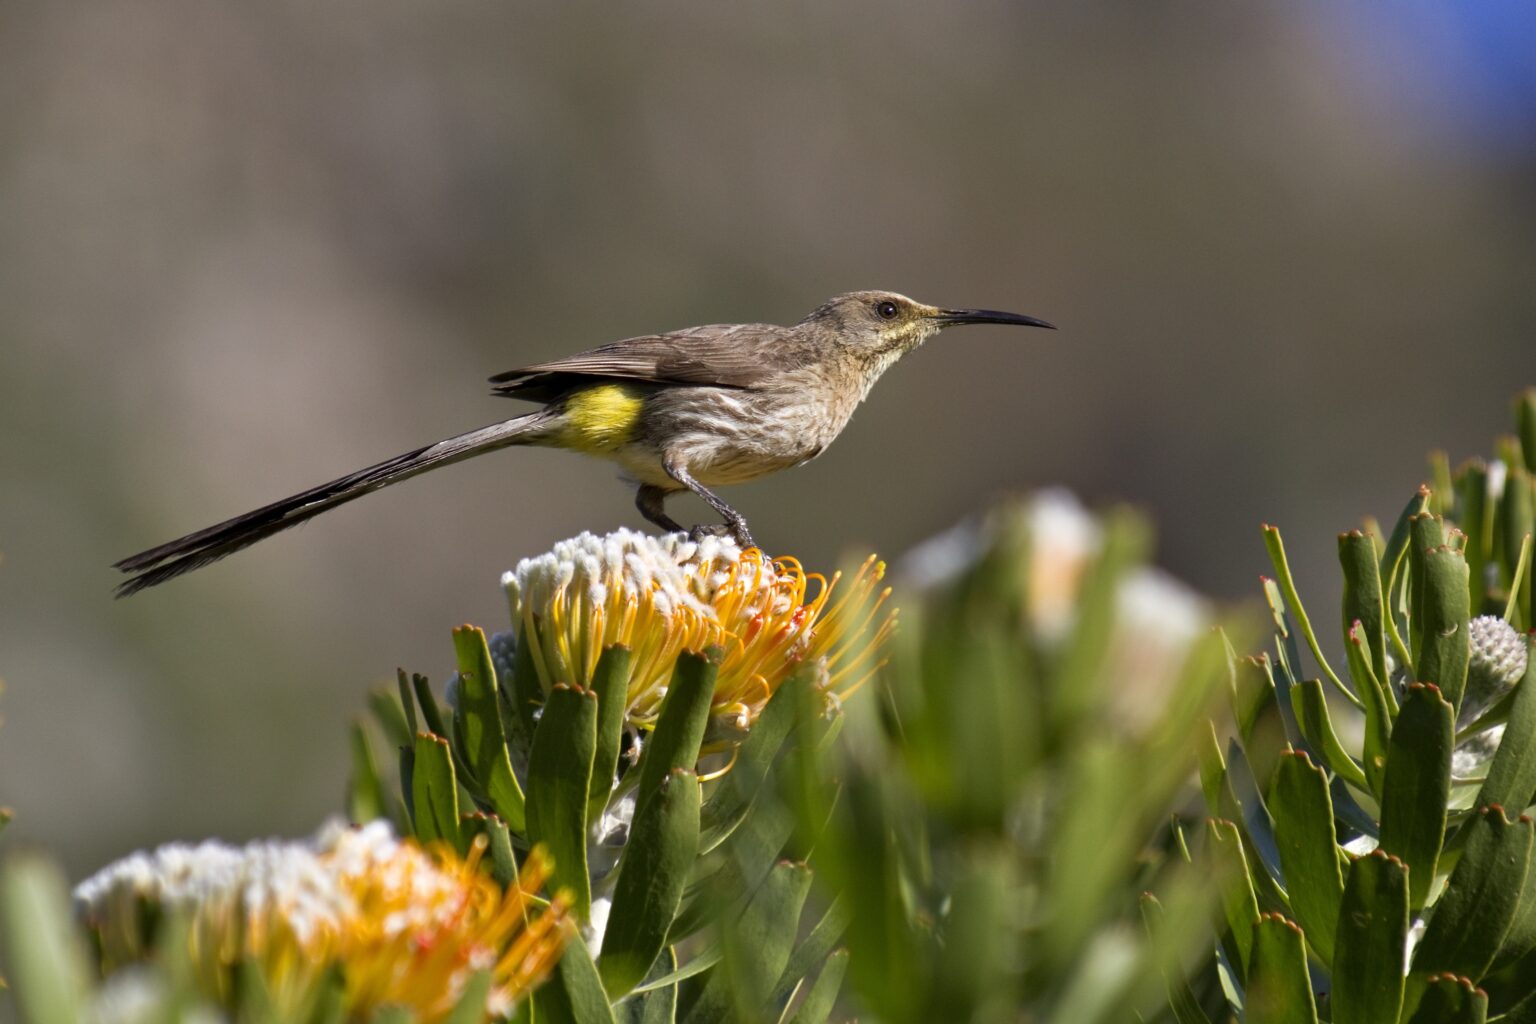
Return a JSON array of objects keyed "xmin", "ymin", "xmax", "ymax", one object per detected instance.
[
  {"xmin": 500, "ymin": 529, "xmax": 894, "ymax": 732},
  {"xmin": 74, "ymin": 820, "xmax": 569, "ymax": 1021}
]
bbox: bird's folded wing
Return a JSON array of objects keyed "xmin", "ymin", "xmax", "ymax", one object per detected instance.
[{"xmin": 489, "ymin": 323, "xmax": 800, "ymax": 400}]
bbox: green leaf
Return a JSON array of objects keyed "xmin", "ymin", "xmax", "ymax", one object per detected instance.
[
  {"xmin": 1379, "ymin": 682, "xmax": 1453, "ymax": 909},
  {"xmin": 396, "ymin": 668, "xmax": 418, "ymax": 737},
  {"xmin": 1503, "ymin": 467, "xmax": 1534, "ymax": 626},
  {"xmin": 1413, "ymin": 807, "xmax": 1533, "ymax": 981},
  {"xmin": 1289, "ymin": 679, "xmax": 1369, "ymax": 791},
  {"xmin": 699, "ymin": 666, "xmax": 813, "ymax": 853},
  {"xmin": 453, "ymin": 625, "xmax": 527, "ymax": 832},
  {"xmin": 1245, "ymin": 914, "xmax": 1318, "ymax": 1024},
  {"xmin": 600, "ymin": 769, "xmax": 702, "ymax": 997},
  {"xmin": 462, "ymin": 812, "xmax": 519, "ymax": 888},
  {"xmin": 1475, "ymin": 635, "xmax": 1536, "ymax": 812},
  {"xmin": 635, "ymin": 650, "xmax": 719, "ymax": 824},
  {"xmin": 1408, "ymin": 512, "xmax": 1446, "ymax": 660},
  {"xmin": 508, "ymin": 626, "xmax": 546, "ymax": 742},
  {"xmin": 1141, "ymin": 894, "xmax": 1212, "ymax": 1024},
  {"xmin": 444, "ymin": 971, "xmax": 494, "ymax": 1024},
  {"xmin": 1207, "ymin": 818, "xmax": 1261, "ymax": 974},
  {"xmin": 411, "ymin": 732, "xmax": 463, "ymax": 850},
  {"xmin": 1518, "ymin": 389, "xmax": 1536, "ymax": 475},
  {"xmin": 1331, "ymin": 851, "xmax": 1408, "ymax": 1024},
  {"xmin": 0, "ymin": 856, "xmax": 89, "ymax": 1024},
  {"xmin": 768, "ymin": 897, "xmax": 851, "ymax": 1011},
  {"xmin": 781, "ymin": 948, "xmax": 848, "ymax": 1024},
  {"xmin": 1383, "ymin": 488, "xmax": 1433, "ymax": 667},
  {"xmin": 533, "ymin": 931, "xmax": 619, "ymax": 1024},
  {"xmin": 614, "ymin": 948, "xmax": 679, "ymax": 1024},
  {"xmin": 1346, "ymin": 622, "xmax": 1394, "ymax": 799},
  {"xmin": 1457, "ymin": 460, "xmax": 1492, "ymax": 615},
  {"xmin": 589, "ymin": 644, "xmax": 634, "ymax": 818},
  {"xmin": 1412, "ymin": 546, "xmax": 1471, "ymax": 712},
  {"xmin": 1268, "ymin": 750, "xmax": 1344, "ymax": 965},
  {"xmin": 1198, "ymin": 719, "xmax": 1229, "ymax": 814},
  {"xmin": 412, "ymin": 671, "xmax": 450, "ymax": 741},
  {"xmin": 347, "ymin": 720, "xmax": 387, "ymax": 824},
  {"xmin": 671, "ymin": 792, "xmax": 797, "ymax": 944},
  {"xmin": 1264, "ymin": 524, "xmax": 1357, "ymax": 708},
  {"xmin": 370, "ymin": 685, "xmax": 413, "ymax": 749},
  {"xmin": 1405, "ymin": 974, "xmax": 1488, "ymax": 1024},
  {"xmin": 527, "ymin": 684, "xmax": 598, "ymax": 918},
  {"xmin": 1341, "ymin": 529, "xmax": 1391, "ymax": 693},
  {"xmin": 682, "ymin": 860, "xmax": 814, "ymax": 1024}
]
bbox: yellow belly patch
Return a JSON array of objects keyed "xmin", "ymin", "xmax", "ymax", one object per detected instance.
[{"xmin": 558, "ymin": 384, "xmax": 645, "ymax": 454}]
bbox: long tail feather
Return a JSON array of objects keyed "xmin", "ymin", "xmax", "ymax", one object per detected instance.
[{"xmin": 114, "ymin": 411, "xmax": 559, "ymax": 596}]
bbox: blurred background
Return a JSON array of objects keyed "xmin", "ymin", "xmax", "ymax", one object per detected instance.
[{"xmin": 1, "ymin": 1, "xmax": 1533, "ymax": 878}]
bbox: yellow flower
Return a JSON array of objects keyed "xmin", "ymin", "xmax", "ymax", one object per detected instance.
[
  {"xmin": 501, "ymin": 530, "xmax": 894, "ymax": 731},
  {"xmin": 75, "ymin": 821, "xmax": 570, "ymax": 1021}
]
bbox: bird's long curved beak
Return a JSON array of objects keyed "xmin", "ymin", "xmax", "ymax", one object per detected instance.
[{"xmin": 937, "ymin": 308, "xmax": 1056, "ymax": 330}]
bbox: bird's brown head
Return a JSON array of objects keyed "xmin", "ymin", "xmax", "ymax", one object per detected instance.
[{"xmin": 800, "ymin": 290, "xmax": 1055, "ymax": 369}]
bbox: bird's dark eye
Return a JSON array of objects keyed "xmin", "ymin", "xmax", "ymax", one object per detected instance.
[{"xmin": 876, "ymin": 300, "xmax": 899, "ymax": 320}]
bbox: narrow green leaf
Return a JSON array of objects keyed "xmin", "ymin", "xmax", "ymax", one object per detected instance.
[
  {"xmin": 600, "ymin": 769, "xmax": 703, "ymax": 997},
  {"xmin": 1413, "ymin": 546, "xmax": 1471, "ymax": 712},
  {"xmin": 1289, "ymin": 679, "xmax": 1369, "ymax": 791},
  {"xmin": 396, "ymin": 668, "xmax": 418, "ymax": 737},
  {"xmin": 1246, "ymin": 913, "xmax": 1318, "ymax": 1024},
  {"xmin": 527, "ymin": 684, "xmax": 598, "ymax": 918},
  {"xmin": 533, "ymin": 931, "xmax": 618, "ymax": 1024},
  {"xmin": 635, "ymin": 650, "xmax": 719, "ymax": 822},
  {"xmin": 589, "ymin": 645, "xmax": 634, "ymax": 817},
  {"xmin": 1503, "ymin": 467, "xmax": 1534, "ymax": 625},
  {"xmin": 1341, "ymin": 529, "xmax": 1391, "ymax": 691},
  {"xmin": 1413, "ymin": 807, "xmax": 1533, "ymax": 981},
  {"xmin": 781, "ymin": 948, "xmax": 848, "ymax": 1024},
  {"xmin": 464, "ymin": 812, "xmax": 518, "ymax": 889},
  {"xmin": 508, "ymin": 626, "xmax": 546, "ymax": 743},
  {"xmin": 670, "ymin": 797, "xmax": 797, "ymax": 944},
  {"xmin": 1346, "ymin": 623, "xmax": 1393, "ymax": 798},
  {"xmin": 1383, "ymin": 486, "xmax": 1432, "ymax": 586},
  {"xmin": 699, "ymin": 666, "xmax": 814, "ymax": 853},
  {"xmin": 1509, "ymin": 531, "xmax": 1534, "ymax": 627},
  {"xmin": 1431, "ymin": 449, "xmax": 1456, "ymax": 516},
  {"xmin": 1141, "ymin": 893, "xmax": 1213, "ymax": 1024},
  {"xmin": 347, "ymin": 720, "xmax": 387, "ymax": 825},
  {"xmin": 371, "ymin": 685, "xmax": 413, "ymax": 749},
  {"xmin": 1379, "ymin": 683, "xmax": 1454, "ymax": 909},
  {"xmin": 453, "ymin": 625, "xmax": 527, "ymax": 832},
  {"xmin": 1264, "ymin": 524, "xmax": 1358, "ymax": 708},
  {"xmin": 412, "ymin": 672, "xmax": 449, "ymax": 740},
  {"xmin": 1408, "ymin": 512, "xmax": 1446, "ymax": 661},
  {"xmin": 1518, "ymin": 389, "xmax": 1536, "ymax": 474},
  {"xmin": 444, "ymin": 971, "xmax": 494, "ymax": 1024},
  {"xmin": 1458, "ymin": 460, "xmax": 1492, "ymax": 614},
  {"xmin": 1475, "ymin": 635, "xmax": 1536, "ymax": 812},
  {"xmin": 1207, "ymin": 818, "xmax": 1261, "ymax": 974},
  {"xmin": 0, "ymin": 856, "xmax": 88, "ymax": 1024},
  {"xmin": 1197, "ymin": 719, "xmax": 1229, "ymax": 814},
  {"xmin": 411, "ymin": 732, "xmax": 463, "ymax": 850},
  {"xmin": 613, "ymin": 947, "xmax": 679, "ymax": 1024},
  {"xmin": 1268, "ymin": 750, "xmax": 1344, "ymax": 965},
  {"xmin": 1331, "ymin": 851, "xmax": 1409, "ymax": 1024},
  {"xmin": 629, "ymin": 946, "xmax": 720, "ymax": 996},
  {"xmin": 1405, "ymin": 975, "xmax": 1488, "ymax": 1024},
  {"xmin": 769, "ymin": 898, "xmax": 851, "ymax": 1011},
  {"xmin": 682, "ymin": 860, "xmax": 814, "ymax": 1024}
]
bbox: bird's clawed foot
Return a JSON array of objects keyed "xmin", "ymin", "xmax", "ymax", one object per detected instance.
[{"xmin": 688, "ymin": 521, "xmax": 758, "ymax": 551}]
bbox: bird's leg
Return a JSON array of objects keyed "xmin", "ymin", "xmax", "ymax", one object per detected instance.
[
  {"xmin": 635, "ymin": 484, "xmax": 687, "ymax": 534},
  {"xmin": 663, "ymin": 460, "xmax": 759, "ymax": 550}
]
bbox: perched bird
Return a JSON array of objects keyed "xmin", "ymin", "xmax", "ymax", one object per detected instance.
[{"xmin": 114, "ymin": 290, "xmax": 1054, "ymax": 595}]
